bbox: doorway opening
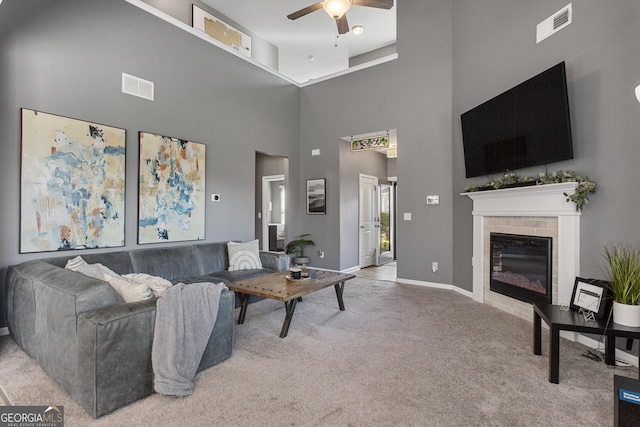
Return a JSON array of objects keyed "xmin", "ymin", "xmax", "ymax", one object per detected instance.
[{"xmin": 255, "ymin": 153, "xmax": 287, "ymax": 251}]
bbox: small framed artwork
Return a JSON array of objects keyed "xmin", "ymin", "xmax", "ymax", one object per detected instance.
[
  {"xmin": 306, "ymin": 178, "xmax": 326, "ymax": 215},
  {"xmin": 570, "ymin": 277, "xmax": 611, "ymax": 319}
]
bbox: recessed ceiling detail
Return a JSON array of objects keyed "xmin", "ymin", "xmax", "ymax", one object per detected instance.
[{"xmin": 202, "ymin": 0, "xmax": 396, "ymax": 84}]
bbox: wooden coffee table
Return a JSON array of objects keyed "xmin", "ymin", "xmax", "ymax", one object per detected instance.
[{"xmin": 227, "ymin": 270, "xmax": 356, "ymax": 338}]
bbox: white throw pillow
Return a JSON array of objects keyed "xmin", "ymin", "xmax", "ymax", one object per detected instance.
[
  {"xmin": 65, "ymin": 256, "xmax": 88, "ymax": 271},
  {"xmin": 71, "ymin": 262, "xmax": 153, "ymax": 303},
  {"xmin": 227, "ymin": 240, "xmax": 262, "ymax": 271},
  {"xmin": 102, "ymin": 273, "xmax": 153, "ymax": 303},
  {"xmin": 124, "ymin": 273, "xmax": 173, "ymax": 298},
  {"xmin": 74, "ymin": 263, "xmax": 108, "ymax": 280}
]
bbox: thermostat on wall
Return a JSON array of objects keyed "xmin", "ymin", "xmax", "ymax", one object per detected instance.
[{"xmin": 427, "ymin": 195, "xmax": 439, "ymax": 205}]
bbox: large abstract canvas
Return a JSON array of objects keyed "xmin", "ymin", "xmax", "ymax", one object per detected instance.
[
  {"xmin": 20, "ymin": 109, "xmax": 126, "ymax": 253},
  {"xmin": 138, "ymin": 132, "xmax": 206, "ymax": 244}
]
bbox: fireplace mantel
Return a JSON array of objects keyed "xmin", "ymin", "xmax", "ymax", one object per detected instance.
[
  {"xmin": 463, "ymin": 182, "xmax": 580, "ymax": 308},
  {"xmin": 463, "ymin": 182, "xmax": 581, "ymax": 217}
]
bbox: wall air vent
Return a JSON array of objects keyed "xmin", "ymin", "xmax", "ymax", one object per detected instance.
[
  {"xmin": 536, "ymin": 3, "xmax": 572, "ymax": 44},
  {"xmin": 122, "ymin": 73, "xmax": 154, "ymax": 101}
]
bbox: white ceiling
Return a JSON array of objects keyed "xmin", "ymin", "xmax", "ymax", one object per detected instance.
[{"xmin": 201, "ymin": 0, "xmax": 396, "ymax": 84}]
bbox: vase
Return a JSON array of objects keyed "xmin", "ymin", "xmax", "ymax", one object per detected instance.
[{"xmin": 612, "ymin": 301, "xmax": 640, "ymax": 327}]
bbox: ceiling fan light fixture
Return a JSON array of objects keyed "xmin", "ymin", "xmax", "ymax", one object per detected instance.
[
  {"xmin": 322, "ymin": 0, "xmax": 351, "ymax": 19},
  {"xmin": 352, "ymin": 25, "xmax": 365, "ymax": 35}
]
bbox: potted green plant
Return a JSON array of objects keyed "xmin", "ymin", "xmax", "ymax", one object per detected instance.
[
  {"xmin": 285, "ymin": 233, "xmax": 315, "ymax": 266},
  {"xmin": 603, "ymin": 244, "xmax": 640, "ymax": 327}
]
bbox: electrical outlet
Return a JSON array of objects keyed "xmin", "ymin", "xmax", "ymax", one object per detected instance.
[
  {"xmin": 432, "ymin": 262, "xmax": 438, "ymax": 272},
  {"xmin": 318, "ymin": 250, "xmax": 324, "ymax": 259}
]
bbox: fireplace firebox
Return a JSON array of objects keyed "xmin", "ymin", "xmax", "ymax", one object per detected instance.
[{"xmin": 490, "ymin": 233, "xmax": 552, "ymax": 307}]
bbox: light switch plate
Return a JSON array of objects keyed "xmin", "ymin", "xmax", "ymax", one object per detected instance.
[
  {"xmin": 427, "ymin": 195, "xmax": 439, "ymax": 205},
  {"xmin": 404, "ymin": 213, "xmax": 412, "ymax": 221}
]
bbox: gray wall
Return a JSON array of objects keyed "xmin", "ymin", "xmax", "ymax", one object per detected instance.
[
  {"xmin": 0, "ymin": 0, "xmax": 300, "ymax": 328},
  {"xmin": 299, "ymin": 0, "xmax": 454, "ymax": 278},
  {"xmin": 451, "ymin": 0, "xmax": 640, "ymax": 291}
]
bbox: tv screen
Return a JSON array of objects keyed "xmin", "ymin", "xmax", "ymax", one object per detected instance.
[{"xmin": 461, "ymin": 62, "xmax": 573, "ymax": 178}]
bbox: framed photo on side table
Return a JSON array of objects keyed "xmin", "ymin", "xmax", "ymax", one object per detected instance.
[{"xmin": 569, "ymin": 277, "xmax": 611, "ymax": 320}]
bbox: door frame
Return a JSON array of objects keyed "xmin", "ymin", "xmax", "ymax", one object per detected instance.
[
  {"xmin": 377, "ymin": 182, "xmax": 395, "ymax": 264},
  {"xmin": 261, "ymin": 174, "xmax": 285, "ymax": 251},
  {"xmin": 359, "ymin": 173, "xmax": 380, "ymax": 268}
]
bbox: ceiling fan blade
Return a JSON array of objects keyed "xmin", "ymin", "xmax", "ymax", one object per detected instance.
[
  {"xmin": 287, "ymin": 2, "xmax": 323, "ymax": 20},
  {"xmin": 350, "ymin": 0, "xmax": 394, "ymax": 9},
  {"xmin": 336, "ymin": 14, "xmax": 349, "ymax": 34}
]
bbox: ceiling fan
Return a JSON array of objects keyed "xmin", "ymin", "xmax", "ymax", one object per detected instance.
[{"xmin": 287, "ymin": 0, "xmax": 394, "ymax": 35}]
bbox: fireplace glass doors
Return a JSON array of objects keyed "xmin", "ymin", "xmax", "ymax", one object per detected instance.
[{"xmin": 490, "ymin": 233, "xmax": 552, "ymax": 307}]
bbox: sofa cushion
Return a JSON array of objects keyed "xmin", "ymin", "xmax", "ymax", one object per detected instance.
[
  {"xmin": 227, "ymin": 240, "xmax": 262, "ymax": 271},
  {"xmin": 43, "ymin": 251, "xmax": 134, "ymax": 275},
  {"xmin": 129, "ymin": 246, "xmax": 201, "ymax": 281},
  {"xmin": 193, "ymin": 242, "xmax": 229, "ymax": 275}
]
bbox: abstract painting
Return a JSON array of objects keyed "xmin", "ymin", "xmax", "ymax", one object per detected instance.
[
  {"xmin": 20, "ymin": 109, "xmax": 126, "ymax": 253},
  {"xmin": 138, "ymin": 132, "xmax": 206, "ymax": 244},
  {"xmin": 307, "ymin": 178, "xmax": 326, "ymax": 215}
]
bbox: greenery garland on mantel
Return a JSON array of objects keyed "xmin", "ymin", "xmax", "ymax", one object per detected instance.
[{"xmin": 464, "ymin": 170, "xmax": 596, "ymax": 212}]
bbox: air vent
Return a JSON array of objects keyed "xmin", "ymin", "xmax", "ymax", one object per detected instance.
[
  {"xmin": 536, "ymin": 3, "xmax": 572, "ymax": 44},
  {"xmin": 553, "ymin": 8, "xmax": 570, "ymax": 29},
  {"xmin": 122, "ymin": 73, "xmax": 154, "ymax": 101}
]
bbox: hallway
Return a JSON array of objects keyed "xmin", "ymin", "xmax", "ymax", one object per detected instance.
[{"xmin": 356, "ymin": 261, "xmax": 397, "ymax": 282}]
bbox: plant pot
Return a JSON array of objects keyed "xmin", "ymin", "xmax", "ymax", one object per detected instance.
[
  {"xmin": 292, "ymin": 256, "xmax": 309, "ymax": 266},
  {"xmin": 613, "ymin": 301, "xmax": 640, "ymax": 327}
]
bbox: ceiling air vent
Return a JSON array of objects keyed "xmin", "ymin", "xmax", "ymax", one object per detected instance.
[
  {"xmin": 536, "ymin": 3, "xmax": 572, "ymax": 44},
  {"xmin": 122, "ymin": 73, "xmax": 154, "ymax": 101}
]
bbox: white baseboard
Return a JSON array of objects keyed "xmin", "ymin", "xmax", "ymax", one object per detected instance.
[
  {"xmin": 0, "ymin": 327, "xmax": 8, "ymax": 336},
  {"xmin": 396, "ymin": 277, "xmax": 474, "ymax": 299},
  {"xmin": 341, "ymin": 265, "xmax": 360, "ymax": 274}
]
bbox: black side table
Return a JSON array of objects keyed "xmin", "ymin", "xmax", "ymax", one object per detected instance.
[{"xmin": 533, "ymin": 303, "xmax": 640, "ymax": 383}]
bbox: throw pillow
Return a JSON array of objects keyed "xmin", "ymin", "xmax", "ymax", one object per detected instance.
[
  {"xmin": 65, "ymin": 256, "xmax": 88, "ymax": 271},
  {"xmin": 74, "ymin": 263, "xmax": 108, "ymax": 280},
  {"xmin": 71, "ymin": 262, "xmax": 153, "ymax": 303},
  {"xmin": 103, "ymin": 273, "xmax": 153, "ymax": 303},
  {"xmin": 124, "ymin": 273, "xmax": 173, "ymax": 298},
  {"xmin": 227, "ymin": 240, "xmax": 262, "ymax": 271}
]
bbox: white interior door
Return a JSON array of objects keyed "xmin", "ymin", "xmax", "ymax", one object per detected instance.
[{"xmin": 359, "ymin": 174, "xmax": 379, "ymax": 268}]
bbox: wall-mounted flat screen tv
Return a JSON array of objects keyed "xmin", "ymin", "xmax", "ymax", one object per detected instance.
[{"xmin": 461, "ymin": 62, "xmax": 573, "ymax": 178}]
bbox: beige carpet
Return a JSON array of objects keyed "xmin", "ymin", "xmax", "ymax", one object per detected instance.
[{"xmin": 0, "ymin": 278, "xmax": 633, "ymax": 426}]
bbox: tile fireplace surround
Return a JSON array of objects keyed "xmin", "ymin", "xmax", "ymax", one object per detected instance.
[{"xmin": 464, "ymin": 182, "xmax": 580, "ymax": 322}]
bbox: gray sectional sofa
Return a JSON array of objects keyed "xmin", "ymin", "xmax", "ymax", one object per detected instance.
[{"xmin": 5, "ymin": 241, "xmax": 290, "ymax": 418}]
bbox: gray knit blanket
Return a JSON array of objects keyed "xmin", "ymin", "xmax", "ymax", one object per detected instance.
[{"xmin": 152, "ymin": 281, "xmax": 227, "ymax": 397}]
